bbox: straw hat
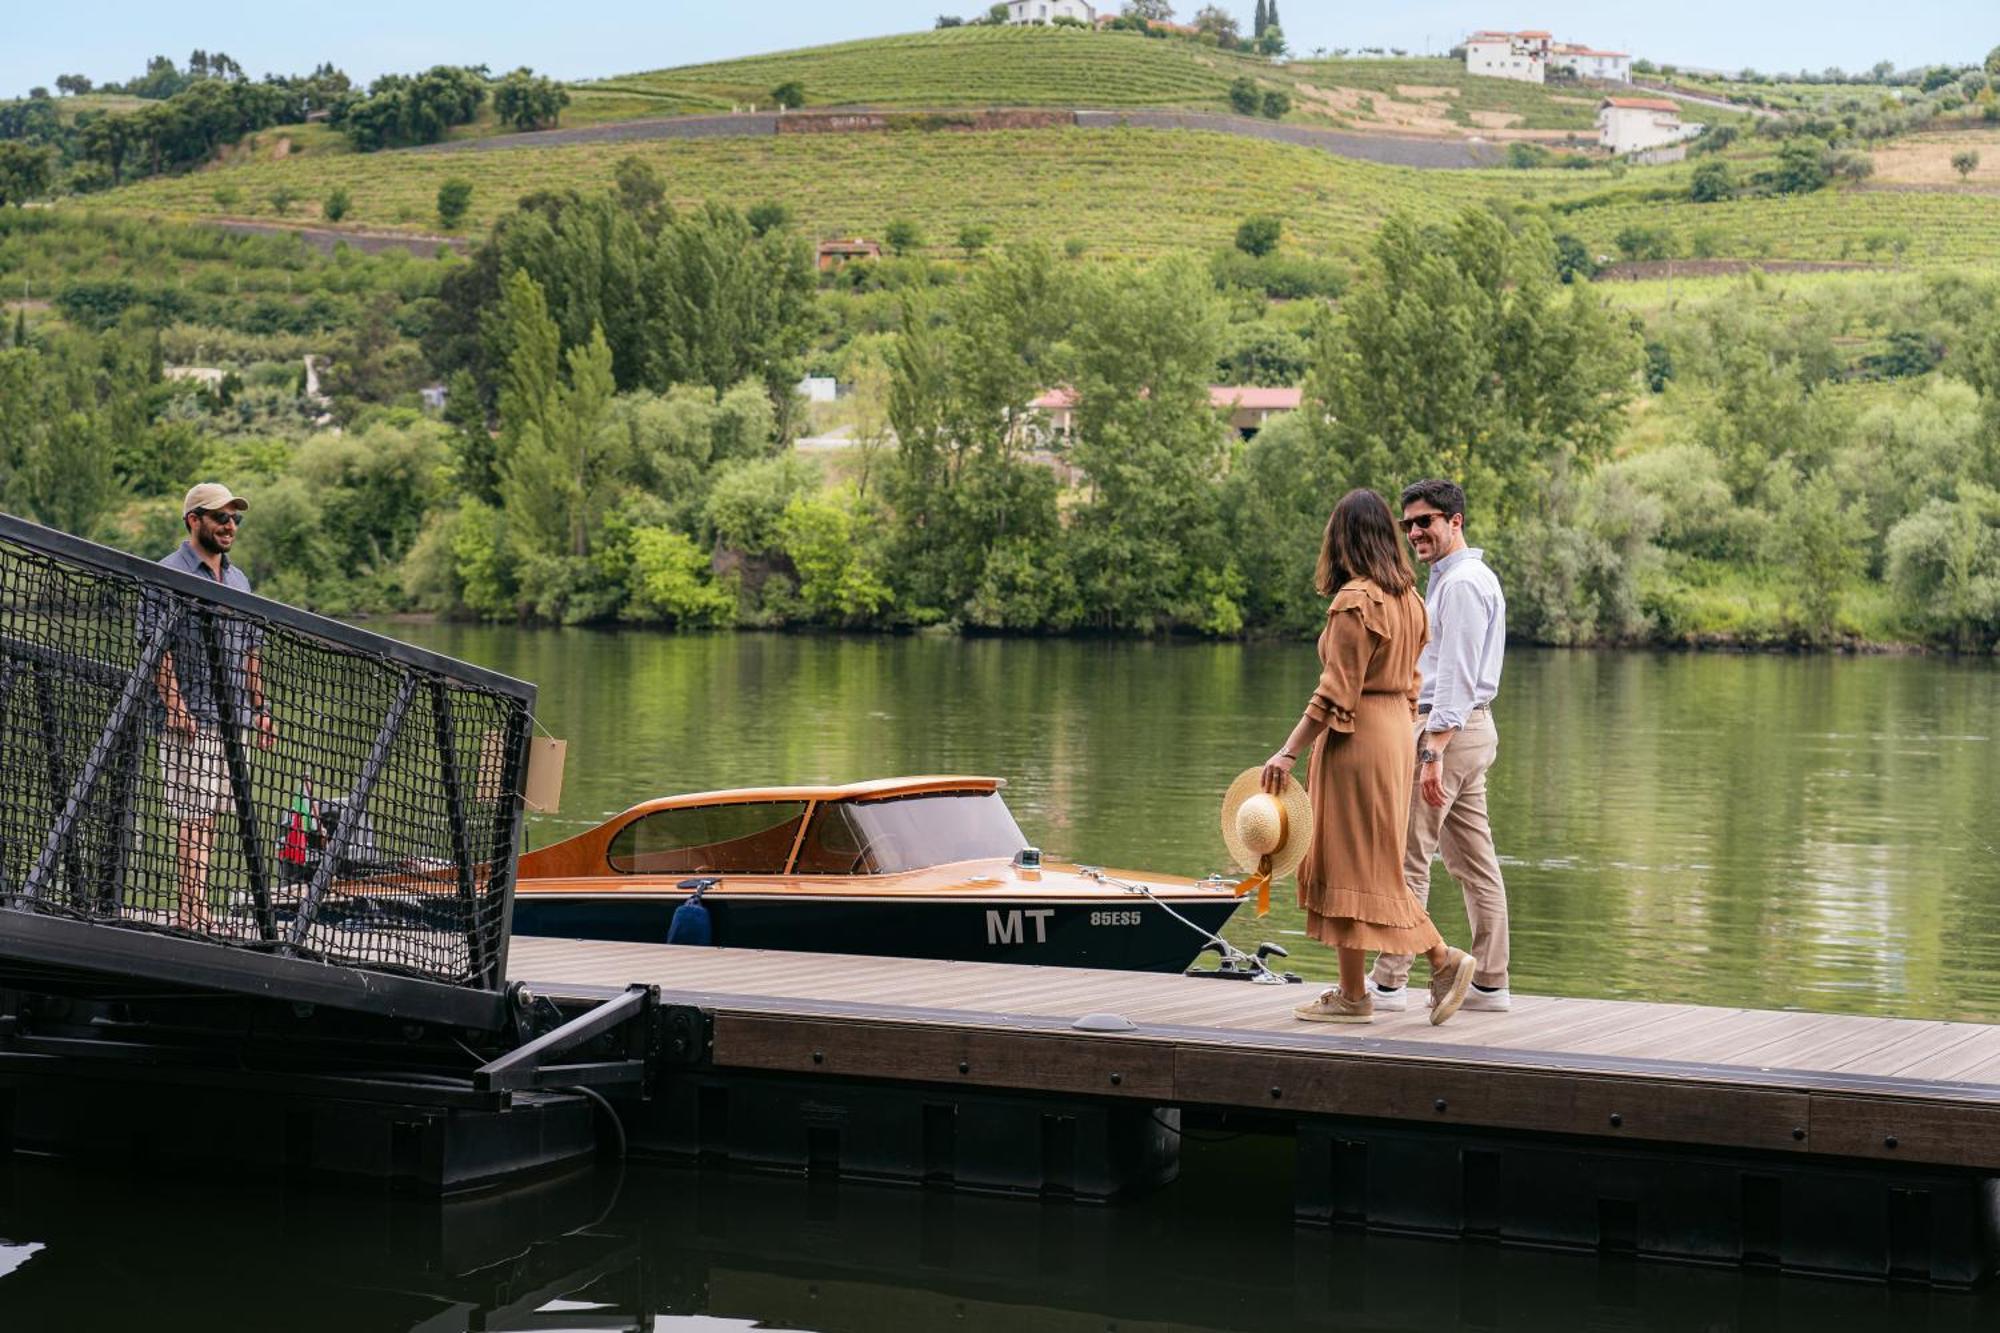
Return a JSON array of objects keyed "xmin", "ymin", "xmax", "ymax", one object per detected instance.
[{"xmin": 1220, "ymin": 766, "xmax": 1313, "ymax": 880}]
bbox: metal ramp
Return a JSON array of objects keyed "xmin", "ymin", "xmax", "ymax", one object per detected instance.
[{"xmin": 0, "ymin": 513, "xmax": 534, "ymax": 1030}]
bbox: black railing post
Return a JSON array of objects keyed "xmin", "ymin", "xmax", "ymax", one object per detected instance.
[
  {"xmin": 428, "ymin": 681, "xmax": 487, "ymax": 984},
  {"xmin": 31, "ymin": 670, "xmax": 86, "ymax": 903},
  {"xmin": 483, "ymin": 703, "xmax": 532, "ymax": 990},
  {"xmin": 289, "ymin": 674, "xmax": 417, "ymax": 950},
  {"xmin": 23, "ymin": 606, "xmax": 182, "ymax": 902},
  {"xmin": 198, "ymin": 608, "xmax": 275, "ymax": 941}
]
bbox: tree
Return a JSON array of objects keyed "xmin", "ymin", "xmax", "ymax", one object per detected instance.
[
  {"xmin": 884, "ymin": 218, "xmax": 922, "ymax": 254},
  {"xmin": 1234, "ymin": 213, "xmax": 1281, "ymax": 256},
  {"xmin": 492, "ymin": 68, "xmax": 570, "ymax": 132},
  {"xmin": 1953, "ymin": 149, "xmax": 1981, "ymax": 180},
  {"xmin": 956, "ymin": 222, "xmax": 995, "ymax": 257},
  {"xmin": 1228, "ymin": 76, "xmax": 1259, "ymax": 114},
  {"xmin": 1988, "ymin": 45, "xmax": 2000, "ymax": 77},
  {"xmin": 613, "ymin": 155, "xmax": 667, "ymax": 218},
  {"xmin": 1770, "ymin": 137, "xmax": 1830, "ymax": 194},
  {"xmin": 1257, "ymin": 24, "xmax": 1288, "ymax": 58},
  {"xmin": 1552, "ymin": 233, "xmax": 1596, "ymax": 283},
  {"xmin": 1191, "ymin": 5, "xmax": 1240, "ymax": 46},
  {"xmin": 771, "ymin": 80, "xmax": 806, "ymax": 109},
  {"xmin": 322, "ymin": 187, "xmax": 351, "ymax": 222},
  {"xmin": 745, "ymin": 201, "xmax": 791, "ymax": 236},
  {"xmin": 267, "ymin": 185, "xmax": 297, "ymax": 217},
  {"xmin": 1253, "ymin": 0, "xmax": 1267, "ymax": 37},
  {"xmin": 651, "ymin": 202, "xmax": 817, "ymax": 409},
  {"xmin": 0, "ymin": 142, "xmax": 55, "ymax": 207},
  {"xmin": 1260, "ymin": 88, "xmax": 1290, "ymax": 118},
  {"xmin": 54, "ymin": 74, "xmax": 91, "ymax": 95},
  {"xmin": 1689, "ymin": 159, "xmax": 1735, "ymax": 202},
  {"xmin": 1123, "ymin": 0, "xmax": 1175, "ymax": 18},
  {"xmin": 437, "ymin": 177, "xmax": 474, "ymax": 228},
  {"xmin": 1306, "ymin": 210, "xmax": 1640, "ymax": 525},
  {"xmin": 496, "ymin": 270, "xmax": 621, "ymax": 561}
]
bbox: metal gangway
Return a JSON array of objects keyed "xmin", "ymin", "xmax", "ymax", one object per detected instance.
[{"xmin": 0, "ymin": 512, "xmax": 533, "ymax": 1030}]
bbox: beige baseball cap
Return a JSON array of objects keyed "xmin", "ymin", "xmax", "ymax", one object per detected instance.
[{"xmin": 182, "ymin": 482, "xmax": 248, "ymax": 516}]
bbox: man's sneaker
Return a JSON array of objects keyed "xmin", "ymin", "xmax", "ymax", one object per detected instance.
[
  {"xmin": 1365, "ymin": 977, "xmax": 1409, "ymax": 1011},
  {"xmin": 1294, "ymin": 987, "xmax": 1373, "ymax": 1024},
  {"xmin": 1428, "ymin": 949, "xmax": 1478, "ymax": 1026},
  {"xmin": 1462, "ymin": 985, "xmax": 1511, "ymax": 1012}
]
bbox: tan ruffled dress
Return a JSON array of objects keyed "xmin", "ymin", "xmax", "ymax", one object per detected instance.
[{"xmin": 1295, "ymin": 577, "xmax": 1443, "ymax": 954}]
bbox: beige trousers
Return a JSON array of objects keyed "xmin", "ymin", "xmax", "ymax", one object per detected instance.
[{"xmin": 1371, "ymin": 709, "xmax": 1509, "ymax": 991}]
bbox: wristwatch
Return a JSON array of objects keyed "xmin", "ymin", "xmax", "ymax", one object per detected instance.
[{"xmin": 1418, "ymin": 747, "xmax": 1440, "ymax": 765}]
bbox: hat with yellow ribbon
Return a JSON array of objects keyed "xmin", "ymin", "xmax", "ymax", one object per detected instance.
[{"xmin": 1219, "ymin": 766, "xmax": 1312, "ymax": 915}]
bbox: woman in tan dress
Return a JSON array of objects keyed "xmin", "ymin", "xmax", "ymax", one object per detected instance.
[{"xmin": 1262, "ymin": 489, "xmax": 1478, "ymax": 1025}]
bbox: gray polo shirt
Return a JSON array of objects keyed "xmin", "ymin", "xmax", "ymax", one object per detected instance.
[
  {"xmin": 145, "ymin": 542, "xmax": 262, "ymax": 730},
  {"xmin": 1416, "ymin": 547, "xmax": 1506, "ymax": 733}
]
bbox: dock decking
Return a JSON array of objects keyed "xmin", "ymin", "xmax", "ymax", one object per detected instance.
[{"xmin": 512, "ymin": 937, "xmax": 2000, "ymax": 1170}]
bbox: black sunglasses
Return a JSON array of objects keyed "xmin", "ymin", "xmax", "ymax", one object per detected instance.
[
  {"xmin": 199, "ymin": 510, "xmax": 243, "ymax": 526},
  {"xmin": 1402, "ymin": 513, "xmax": 1444, "ymax": 533}
]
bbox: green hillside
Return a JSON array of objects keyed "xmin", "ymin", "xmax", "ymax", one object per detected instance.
[{"xmin": 98, "ymin": 127, "xmax": 1541, "ymax": 256}]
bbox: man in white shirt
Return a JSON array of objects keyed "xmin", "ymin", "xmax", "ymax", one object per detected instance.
[{"xmin": 1369, "ymin": 479, "xmax": 1512, "ymax": 1013}]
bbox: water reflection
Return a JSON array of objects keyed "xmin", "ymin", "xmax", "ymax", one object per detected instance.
[
  {"xmin": 386, "ymin": 626, "xmax": 2000, "ymax": 1020},
  {"xmin": 3, "ymin": 1145, "xmax": 1995, "ymax": 1332}
]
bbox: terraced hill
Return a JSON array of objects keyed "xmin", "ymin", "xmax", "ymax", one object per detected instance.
[
  {"xmin": 101, "ymin": 126, "xmax": 1538, "ymax": 257},
  {"xmin": 591, "ymin": 27, "xmax": 1630, "ymax": 138}
]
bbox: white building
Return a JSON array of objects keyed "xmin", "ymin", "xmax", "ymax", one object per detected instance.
[
  {"xmin": 1597, "ymin": 97, "xmax": 1704, "ymax": 155},
  {"xmin": 1464, "ymin": 30, "xmax": 1552, "ymax": 83},
  {"xmin": 1551, "ymin": 44, "xmax": 1631, "ymax": 81},
  {"xmin": 1004, "ymin": 0, "xmax": 1097, "ymax": 23}
]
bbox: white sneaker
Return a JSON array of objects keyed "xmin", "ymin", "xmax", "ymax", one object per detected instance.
[
  {"xmin": 1421, "ymin": 984, "xmax": 1512, "ymax": 1012},
  {"xmin": 1364, "ymin": 977, "xmax": 1408, "ymax": 1011}
]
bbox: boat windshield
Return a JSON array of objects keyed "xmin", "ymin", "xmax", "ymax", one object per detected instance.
[
  {"xmin": 792, "ymin": 791, "xmax": 1027, "ymax": 875},
  {"xmin": 607, "ymin": 801, "xmax": 809, "ymax": 875}
]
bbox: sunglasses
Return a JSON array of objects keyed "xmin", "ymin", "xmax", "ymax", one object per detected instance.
[
  {"xmin": 199, "ymin": 510, "xmax": 243, "ymax": 526},
  {"xmin": 1402, "ymin": 513, "xmax": 1445, "ymax": 533}
]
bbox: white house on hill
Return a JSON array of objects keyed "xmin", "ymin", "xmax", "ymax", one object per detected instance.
[
  {"xmin": 1464, "ymin": 30, "xmax": 1552, "ymax": 83},
  {"xmin": 1598, "ymin": 97, "xmax": 1703, "ymax": 155},
  {"xmin": 1004, "ymin": 0, "xmax": 1097, "ymax": 22},
  {"xmin": 1466, "ymin": 30, "xmax": 1631, "ymax": 83}
]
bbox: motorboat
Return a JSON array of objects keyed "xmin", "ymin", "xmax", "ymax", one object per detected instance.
[{"xmin": 511, "ymin": 776, "xmax": 1254, "ymax": 973}]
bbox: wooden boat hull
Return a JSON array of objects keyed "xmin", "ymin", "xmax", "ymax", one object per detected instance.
[{"xmin": 509, "ymin": 890, "xmax": 1242, "ymax": 974}]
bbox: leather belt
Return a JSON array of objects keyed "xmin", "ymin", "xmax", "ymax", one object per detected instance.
[{"xmin": 1417, "ymin": 703, "xmax": 1490, "ymax": 715}]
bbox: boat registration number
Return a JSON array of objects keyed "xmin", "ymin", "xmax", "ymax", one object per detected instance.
[{"xmin": 1089, "ymin": 910, "xmax": 1142, "ymax": 927}]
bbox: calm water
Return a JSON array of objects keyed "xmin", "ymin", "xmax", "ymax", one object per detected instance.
[
  {"xmin": 398, "ymin": 626, "xmax": 2000, "ymax": 1021},
  {"xmin": 6, "ymin": 632, "xmax": 1998, "ymax": 1329}
]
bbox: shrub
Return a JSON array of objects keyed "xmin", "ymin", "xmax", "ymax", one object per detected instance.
[
  {"xmin": 322, "ymin": 187, "xmax": 351, "ymax": 223},
  {"xmin": 955, "ymin": 222, "xmax": 994, "ymax": 257},
  {"xmin": 745, "ymin": 201, "xmax": 791, "ymax": 236},
  {"xmin": 1260, "ymin": 88, "xmax": 1291, "ymax": 119},
  {"xmin": 268, "ymin": 186, "xmax": 297, "ymax": 217},
  {"xmin": 1689, "ymin": 159, "xmax": 1735, "ymax": 202},
  {"xmin": 883, "ymin": 218, "xmax": 922, "ymax": 254},
  {"xmin": 436, "ymin": 178, "xmax": 473, "ymax": 229},
  {"xmin": 1507, "ymin": 142, "xmax": 1552, "ymax": 169},
  {"xmin": 771, "ymin": 80, "xmax": 806, "ymax": 109},
  {"xmin": 1233, "ymin": 213, "xmax": 1281, "ymax": 257},
  {"xmin": 1771, "ymin": 137, "xmax": 1830, "ymax": 194},
  {"xmin": 1228, "ymin": 77, "xmax": 1259, "ymax": 115},
  {"xmin": 1953, "ymin": 149, "xmax": 1981, "ymax": 179},
  {"xmin": 1613, "ymin": 225, "xmax": 1677, "ymax": 261},
  {"xmin": 1552, "ymin": 232, "xmax": 1596, "ymax": 283}
]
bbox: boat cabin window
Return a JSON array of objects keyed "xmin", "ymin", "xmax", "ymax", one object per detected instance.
[
  {"xmin": 792, "ymin": 791, "xmax": 1026, "ymax": 875},
  {"xmin": 606, "ymin": 801, "xmax": 808, "ymax": 875}
]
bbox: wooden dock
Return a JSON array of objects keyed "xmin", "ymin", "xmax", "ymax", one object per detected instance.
[{"xmin": 512, "ymin": 938, "xmax": 2000, "ymax": 1284}]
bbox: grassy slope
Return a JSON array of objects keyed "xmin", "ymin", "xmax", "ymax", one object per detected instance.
[
  {"xmin": 96, "ymin": 127, "xmax": 1540, "ymax": 255},
  {"xmin": 594, "ymin": 28, "xmax": 1620, "ymax": 134}
]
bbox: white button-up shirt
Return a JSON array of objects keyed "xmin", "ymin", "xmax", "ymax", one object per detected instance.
[{"xmin": 1416, "ymin": 547, "xmax": 1505, "ymax": 732}]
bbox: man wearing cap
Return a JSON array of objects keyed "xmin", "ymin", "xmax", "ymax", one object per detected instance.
[
  {"xmin": 151, "ymin": 483, "xmax": 274, "ymax": 931},
  {"xmin": 1368, "ymin": 478, "xmax": 1511, "ymax": 1013}
]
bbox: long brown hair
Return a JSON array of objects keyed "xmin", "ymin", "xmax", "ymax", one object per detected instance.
[{"xmin": 1314, "ymin": 488, "xmax": 1415, "ymax": 598}]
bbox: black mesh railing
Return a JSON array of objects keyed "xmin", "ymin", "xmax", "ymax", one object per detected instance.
[{"xmin": 0, "ymin": 514, "xmax": 534, "ymax": 991}]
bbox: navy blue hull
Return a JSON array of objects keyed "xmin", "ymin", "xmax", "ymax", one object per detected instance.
[{"xmin": 509, "ymin": 893, "xmax": 1242, "ymax": 974}]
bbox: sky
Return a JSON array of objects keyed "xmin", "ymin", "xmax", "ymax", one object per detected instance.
[{"xmin": 6, "ymin": 1, "xmax": 1991, "ymax": 100}]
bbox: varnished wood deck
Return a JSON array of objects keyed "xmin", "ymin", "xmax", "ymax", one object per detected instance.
[{"xmin": 510, "ymin": 938, "xmax": 2000, "ymax": 1170}]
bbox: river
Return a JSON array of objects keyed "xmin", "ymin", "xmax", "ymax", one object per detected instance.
[
  {"xmin": 396, "ymin": 626, "xmax": 2000, "ymax": 1021},
  {"xmin": 4, "ymin": 630, "xmax": 1997, "ymax": 1328}
]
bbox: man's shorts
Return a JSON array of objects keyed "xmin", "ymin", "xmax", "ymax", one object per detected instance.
[{"xmin": 159, "ymin": 727, "xmax": 232, "ymax": 823}]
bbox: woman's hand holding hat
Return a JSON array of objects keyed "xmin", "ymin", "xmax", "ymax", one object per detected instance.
[{"xmin": 1260, "ymin": 749, "xmax": 1295, "ymax": 795}]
